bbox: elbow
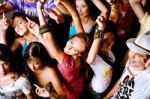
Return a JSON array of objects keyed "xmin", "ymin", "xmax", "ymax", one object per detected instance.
[{"xmin": 86, "ymin": 58, "xmax": 95, "ymax": 65}]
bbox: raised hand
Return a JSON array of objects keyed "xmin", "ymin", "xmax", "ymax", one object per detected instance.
[
  {"xmin": 26, "ymin": 17, "xmax": 40, "ymax": 36},
  {"xmin": 0, "ymin": 2, "xmax": 6, "ymax": 14},
  {"xmin": 96, "ymin": 15, "xmax": 106, "ymax": 31},
  {"xmin": 106, "ymin": 0, "xmax": 116, "ymax": 5},
  {"xmin": 37, "ymin": 0, "xmax": 46, "ymax": 8},
  {"xmin": 0, "ymin": 13, "xmax": 9, "ymax": 33},
  {"xmin": 45, "ymin": 8, "xmax": 60, "ymax": 22}
]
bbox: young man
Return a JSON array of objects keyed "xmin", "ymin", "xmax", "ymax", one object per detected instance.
[{"xmin": 104, "ymin": 31, "xmax": 150, "ymax": 99}]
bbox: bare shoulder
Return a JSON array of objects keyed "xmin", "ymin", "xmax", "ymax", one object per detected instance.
[
  {"xmin": 17, "ymin": 37, "xmax": 24, "ymax": 46},
  {"xmin": 45, "ymin": 66, "xmax": 58, "ymax": 78}
]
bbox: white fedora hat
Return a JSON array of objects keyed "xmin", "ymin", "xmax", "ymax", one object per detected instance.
[{"xmin": 126, "ymin": 32, "xmax": 150, "ymax": 55}]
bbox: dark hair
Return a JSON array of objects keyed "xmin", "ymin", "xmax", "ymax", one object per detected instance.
[
  {"xmin": 74, "ymin": 0, "xmax": 99, "ymax": 19},
  {"xmin": 12, "ymin": 12, "xmax": 39, "ymax": 24},
  {"xmin": 24, "ymin": 42, "xmax": 52, "ymax": 66},
  {"xmin": 0, "ymin": 44, "xmax": 16, "ymax": 73}
]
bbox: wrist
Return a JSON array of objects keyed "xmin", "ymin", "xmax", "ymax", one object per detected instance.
[{"xmin": 93, "ymin": 29, "xmax": 104, "ymax": 39}]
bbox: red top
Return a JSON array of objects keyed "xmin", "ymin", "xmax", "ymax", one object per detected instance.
[{"xmin": 57, "ymin": 54, "xmax": 85, "ymax": 99}]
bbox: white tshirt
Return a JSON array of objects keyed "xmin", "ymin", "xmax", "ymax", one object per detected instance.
[
  {"xmin": 130, "ymin": 69, "xmax": 150, "ymax": 99},
  {"xmin": 112, "ymin": 67, "xmax": 150, "ymax": 99},
  {"xmin": 0, "ymin": 76, "xmax": 32, "ymax": 99},
  {"xmin": 90, "ymin": 51, "xmax": 115, "ymax": 93}
]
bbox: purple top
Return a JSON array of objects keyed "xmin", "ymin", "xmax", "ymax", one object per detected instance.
[{"xmin": 8, "ymin": 0, "xmax": 56, "ymax": 21}]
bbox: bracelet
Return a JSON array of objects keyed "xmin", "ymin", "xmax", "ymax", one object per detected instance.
[
  {"xmin": 40, "ymin": 24, "xmax": 50, "ymax": 34},
  {"xmin": 93, "ymin": 29, "xmax": 104, "ymax": 39}
]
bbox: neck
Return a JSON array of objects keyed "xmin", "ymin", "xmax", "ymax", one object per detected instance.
[
  {"xmin": 81, "ymin": 16, "xmax": 91, "ymax": 23},
  {"xmin": 133, "ymin": 66, "xmax": 145, "ymax": 71},
  {"xmin": 24, "ymin": 33, "xmax": 35, "ymax": 43}
]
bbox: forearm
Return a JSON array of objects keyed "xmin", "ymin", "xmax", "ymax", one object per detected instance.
[
  {"xmin": 0, "ymin": 32, "xmax": 6, "ymax": 45},
  {"xmin": 92, "ymin": 0, "xmax": 108, "ymax": 19},
  {"xmin": 61, "ymin": 0, "xmax": 84, "ymax": 33},
  {"xmin": 104, "ymin": 80, "xmax": 120, "ymax": 98},
  {"xmin": 129, "ymin": 0, "xmax": 145, "ymax": 20}
]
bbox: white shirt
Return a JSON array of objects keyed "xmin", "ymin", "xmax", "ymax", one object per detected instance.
[
  {"xmin": 0, "ymin": 76, "xmax": 32, "ymax": 99},
  {"xmin": 90, "ymin": 51, "xmax": 115, "ymax": 93}
]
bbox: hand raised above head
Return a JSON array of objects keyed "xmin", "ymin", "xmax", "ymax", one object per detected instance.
[
  {"xmin": 45, "ymin": 8, "xmax": 59, "ymax": 22},
  {"xmin": 37, "ymin": 0, "xmax": 46, "ymax": 8},
  {"xmin": 96, "ymin": 15, "xmax": 106, "ymax": 31},
  {"xmin": 0, "ymin": 13, "xmax": 9, "ymax": 33},
  {"xmin": 0, "ymin": 2, "xmax": 6, "ymax": 15},
  {"xmin": 26, "ymin": 17, "xmax": 40, "ymax": 36}
]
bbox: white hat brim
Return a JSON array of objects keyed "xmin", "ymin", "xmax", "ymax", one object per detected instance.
[{"xmin": 126, "ymin": 38, "xmax": 150, "ymax": 55}]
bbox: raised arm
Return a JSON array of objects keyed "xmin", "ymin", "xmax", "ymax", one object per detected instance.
[
  {"xmin": 59, "ymin": 0, "xmax": 84, "ymax": 33},
  {"xmin": 86, "ymin": 15, "xmax": 105, "ymax": 64},
  {"xmin": 91, "ymin": 0, "xmax": 108, "ymax": 20},
  {"xmin": 129, "ymin": 0, "xmax": 146, "ymax": 20},
  {"xmin": 0, "ymin": 1, "xmax": 14, "ymax": 15},
  {"xmin": 36, "ymin": 0, "xmax": 64, "ymax": 63},
  {"xmin": 0, "ymin": 13, "xmax": 9, "ymax": 45}
]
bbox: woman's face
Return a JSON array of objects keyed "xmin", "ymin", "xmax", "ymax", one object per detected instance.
[
  {"xmin": 64, "ymin": 36, "xmax": 86, "ymax": 55},
  {"xmin": 75, "ymin": 0, "xmax": 89, "ymax": 18},
  {"xmin": 27, "ymin": 58, "xmax": 43, "ymax": 72},
  {"xmin": 101, "ymin": 32, "xmax": 114, "ymax": 53},
  {"xmin": 0, "ymin": 60, "xmax": 10, "ymax": 77},
  {"xmin": 13, "ymin": 16, "xmax": 28, "ymax": 36}
]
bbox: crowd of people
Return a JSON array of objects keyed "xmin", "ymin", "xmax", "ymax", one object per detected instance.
[{"xmin": 0, "ymin": 0, "xmax": 150, "ymax": 99}]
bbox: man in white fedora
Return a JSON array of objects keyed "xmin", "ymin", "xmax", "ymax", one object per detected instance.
[{"xmin": 103, "ymin": 32, "xmax": 150, "ymax": 99}]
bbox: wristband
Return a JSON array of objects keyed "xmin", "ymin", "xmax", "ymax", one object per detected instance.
[
  {"xmin": 40, "ymin": 24, "xmax": 50, "ymax": 34},
  {"xmin": 93, "ymin": 29, "xmax": 104, "ymax": 39}
]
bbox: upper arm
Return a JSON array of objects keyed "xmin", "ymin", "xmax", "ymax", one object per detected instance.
[
  {"xmin": 61, "ymin": 0, "xmax": 84, "ymax": 33},
  {"xmin": 86, "ymin": 38, "xmax": 101, "ymax": 64},
  {"xmin": 129, "ymin": 0, "xmax": 145, "ymax": 20},
  {"xmin": 91, "ymin": 0, "xmax": 108, "ymax": 19},
  {"xmin": 10, "ymin": 39, "xmax": 21, "ymax": 52},
  {"xmin": 50, "ymin": 68, "xmax": 66, "ymax": 98},
  {"xmin": 43, "ymin": 32, "xmax": 64, "ymax": 63}
]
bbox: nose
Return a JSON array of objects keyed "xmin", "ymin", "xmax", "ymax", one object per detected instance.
[{"xmin": 77, "ymin": 7, "xmax": 82, "ymax": 12}]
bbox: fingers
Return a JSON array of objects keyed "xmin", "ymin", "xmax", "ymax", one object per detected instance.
[
  {"xmin": 34, "ymin": 84, "xmax": 40, "ymax": 88},
  {"xmin": 26, "ymin": 17, "xmax": 31, "ymax": 22},
  {"xmin": 97, "ymin": 15, "xmax": 105, "ymax": 23},
  {"xmin": 96, "ymin": 15, "xmax": 106, "ymax": 31},
  {"xmin": 34, "ymin": 84, "xmax": 42, "ymax": 94},
  {"xmin": 3, "ymin": 13, "xmax": 6, "ymax": 19}
]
